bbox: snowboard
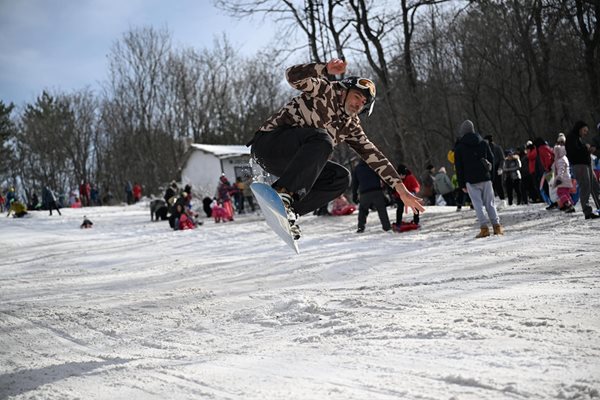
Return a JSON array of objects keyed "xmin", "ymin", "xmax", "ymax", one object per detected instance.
[{"xmin": 250, "ymin": 182, "xmax": 300, "ymax": 254}]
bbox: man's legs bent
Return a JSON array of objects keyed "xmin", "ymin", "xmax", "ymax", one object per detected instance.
[
  {"xmin": 252, "ymin": 127, "xmax": 334, "ymax": 198},
  {"xmin": 251, "ymin": 127, "xmax": 349, "ymax": 215},
  {"xmin": 293, "ymin": 161, "xmax": 350, "ymax": 215}
]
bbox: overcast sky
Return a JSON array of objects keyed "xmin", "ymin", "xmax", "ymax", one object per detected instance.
[{"xmin": 0, "ymin": 0, "xmax": 278, "ymax": 106}]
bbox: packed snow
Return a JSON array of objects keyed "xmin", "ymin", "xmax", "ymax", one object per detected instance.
[{"xmin": 1, "ymin": 200, "xmax": 599, "ymax": 400}]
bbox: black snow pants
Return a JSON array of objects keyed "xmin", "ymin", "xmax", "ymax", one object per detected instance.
[{"xmin": 249, "ymin": 127, "xmax": 350, "ymax": 216}]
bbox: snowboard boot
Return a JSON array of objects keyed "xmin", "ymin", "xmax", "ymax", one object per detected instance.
[
  {"xmin": 492, "ymin": 224, "xmax": 504, "ymax": 235},
  {"xmin": 475, "ymin": 225, "xmax": 490, "ymax": 238},
  {"xmin": 278, "ymin": 191, "xmax": 301, "ymax": 240}
]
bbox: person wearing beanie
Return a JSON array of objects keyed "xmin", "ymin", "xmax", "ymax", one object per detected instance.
[
  {"xmin": 566, "ymin": 120, "xmax": 600, "ymax": 219},
  {"xmin": 454, "ymin": 119, "xmax": 503, "ymax": 237},
  {"xmin": 557, "ymin": 132, "xmax": 566, "ymax": 144}
]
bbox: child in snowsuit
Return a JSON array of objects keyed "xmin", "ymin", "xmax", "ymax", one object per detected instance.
[{"xmin": 553, "ymin": 136, "xmax": 576, "ymax": 213}]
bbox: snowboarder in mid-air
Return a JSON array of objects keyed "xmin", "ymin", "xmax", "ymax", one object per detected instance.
[{"xmin": 247, "ymin": 58, "xmax": 424, "ymax": 239}]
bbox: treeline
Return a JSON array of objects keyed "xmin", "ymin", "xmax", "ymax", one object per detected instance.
[{"xmin": 1, "ymin": 0, "xmax": 598, "ymax": 202}]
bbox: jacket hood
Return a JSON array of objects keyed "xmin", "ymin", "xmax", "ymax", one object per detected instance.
[
  {"xmin": 554, "ymin": 145, "xmax": 567, "ymax": 159},
  {"xmin": 460, "ymin": 131, "xmax": 484, "ymax": 147}
]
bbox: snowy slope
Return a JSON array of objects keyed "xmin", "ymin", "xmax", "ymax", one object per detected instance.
[{"xmin": 0, "ymin": 201, "xmax": 599, "ymax": 400}]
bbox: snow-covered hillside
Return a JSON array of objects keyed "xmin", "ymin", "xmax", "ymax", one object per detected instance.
[{"xmin": 1, "ymin": 201, "xmax": 598, "ymax": 399}]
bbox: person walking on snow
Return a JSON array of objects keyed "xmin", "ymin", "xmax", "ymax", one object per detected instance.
[
  {"xmin": 247, "ymin": 58, "xmax": 424, "ymax": 239},
  {"xmin": 566, "ymin": 121, "xmax": 600, "ymax": 219},
  {"xmin": 454, "ymin": 120, "xmax": 503, "ymax": 238},
  {"xmin": 352, "ymin": 159, "xmax": 391, "ymax": 233}
]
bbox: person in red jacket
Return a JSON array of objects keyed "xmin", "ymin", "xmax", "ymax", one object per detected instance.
[
  {"xmin": 132, "ymin": 183, "xmax": 143, "ymax": 203},
  {"xmin": 391, "ymin": 164, "xmax": 421, "ymax": 232},
  {"xmin": 527, "ymin": 137, "xmax": 555, "ymax": 208}
]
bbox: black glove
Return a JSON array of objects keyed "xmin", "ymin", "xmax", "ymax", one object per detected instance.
[{"xmin": 352, "ymin": 195, "xmax": 359, "ymax": 204}]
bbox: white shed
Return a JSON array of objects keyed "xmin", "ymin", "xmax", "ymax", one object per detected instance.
[{"xmin": 180, "ymin": 144, "xmax": 256, "ymax": 197}]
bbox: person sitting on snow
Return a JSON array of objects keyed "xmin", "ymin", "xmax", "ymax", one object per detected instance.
[
  {"xmin": 7, "ymin": 200, "xmax": 28, "ymax": 218},
  {"xmin": 328, "ymin": 194, "xmax": 356, "ymax": 216}
]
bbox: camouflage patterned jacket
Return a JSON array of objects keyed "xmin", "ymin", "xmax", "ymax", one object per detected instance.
[{"xmin": 257, "ymin": 62, "xmax": 402, "ymax": 188}]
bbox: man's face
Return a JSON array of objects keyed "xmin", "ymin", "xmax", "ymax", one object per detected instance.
[
  {"xmin": 580, "ymin": 125, "xmax": 589, "ymax": 137},
  {"xmin": 344, "ymin": 89, "xmax": 367, "ymax": 116}
]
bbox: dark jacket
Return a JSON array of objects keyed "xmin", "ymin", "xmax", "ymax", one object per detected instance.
[
  {"xmin": 42, "ymin": 186, "xmax": 56, "ymax": 205},
  {"xmin": 352, "ymin": 161, "xmax": 384, "ymax": 196},
  {"xmin": 455, "ymin": 132, "xmax": 494, "ymax": 188},
  {"xmin": 566, "ymin": 129, "xmax": 591, "ymax": 166}
]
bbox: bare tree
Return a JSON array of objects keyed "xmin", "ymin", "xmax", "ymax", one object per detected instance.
[{"xmin": 563, "ymin": 0, "xmax": 600, "ymax": 118}]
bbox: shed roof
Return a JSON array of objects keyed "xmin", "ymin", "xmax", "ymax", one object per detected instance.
[{"xmin": 190, "ymin": 144, "xmax": 251, "ymax": 159}]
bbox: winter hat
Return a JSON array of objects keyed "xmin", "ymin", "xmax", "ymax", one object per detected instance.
[
  {"xmin": 438, "ymin": 166, "xmax": 446, "ymax": 174},
  {"xmin": 460, "ymin": 120, "xmax": 475, "ymax": 136},
  {"xmin": 557, "ymin": 132, "xmax": 566, "ymax": 143},
  {"xmin": 525, "ymin": 140, "xmax": 533, "ymax": 148},
  {"xmin": 397, "ymin": 164, "xmax": 409, "ymax": 175}
]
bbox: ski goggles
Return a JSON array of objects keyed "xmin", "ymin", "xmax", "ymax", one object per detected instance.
[{"xmin": 355, "ymin": 78, "xmax": 376, "ymax": 99}]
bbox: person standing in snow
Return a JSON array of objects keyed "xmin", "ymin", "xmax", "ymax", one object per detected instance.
[
  {"xmin": 390, "ymin": 164, "xmax": 421, "ymax": 231},
  {"xmin": 566, "ymin": 121, "xmax": 600, "ymax": 219},
  {"xmin": 484, "ymin": 135, "xmax": 506, "ymax": 206},
  {"xmin": 454, "ymin": 120, "xmax": 503, "ymax": 238},
  {"xmin": 433, "ymin": 167, "xmax": 455, "ymax": 206},
  {"xmin": 552, "ymin": 133, "xmax": 575, "ymax": 213},
  {"xmin": 502, "ymin": 149, "xmax": 522, "ymax": 206},
  {"xmin": 247, "ymin": 58, "xmax": 424, "ymax": 239},
  {"xmin": 42, "ymin": 186, "xmax": 62, "ymax": 216},
  {"xmin": 527, "ymin": 137, "xmax": 555, "ymax": 209},
  {"xmin": 352, "ymin": 159, "xmax": 391, "ymax": 233}
]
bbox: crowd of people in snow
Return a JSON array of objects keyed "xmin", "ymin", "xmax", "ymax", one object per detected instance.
[{"xmin": 4, "ymin": 121, "xmax": 599, "ymax": 237}]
